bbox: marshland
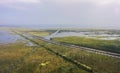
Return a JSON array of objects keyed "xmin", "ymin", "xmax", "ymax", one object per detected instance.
[{"xmin": 0, "ymin": 28, "xmax": 120, "ymax": 73}]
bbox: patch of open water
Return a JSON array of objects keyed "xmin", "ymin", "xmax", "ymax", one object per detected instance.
[
  {"xmin": 45, "ymin": 31, "xmax": 120, "ymax": 40},
  {"xmin": 0, "ymin": 30, "xmax": 34, "ymax": 46}
]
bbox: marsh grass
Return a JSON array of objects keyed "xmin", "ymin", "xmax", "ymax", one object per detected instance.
[
  {"xmin": 53, "ymin": 36, "xmax": 120, "ymax": 53},
  {"xmin": 29, "ymin": 36, "xmax": 120, "ymax": 73},
  {"xmin": 12, "ymin": 47, "xmax": 88, "ymax": 73},
  {"xmin": 7, "ymin": 30, "xmax": 120, "ymax": 73},
  {"xmin": 44, "ymin": 43, "xmax": 120, "ymax": 73},
  {"xmin": 0, "ymin": 43, "xmax": 32, "ymax": 73},
  {"xmin": 28, "ymin": 31, "xmax": 50, "ymax": 37},
  {"xmin": 0, "ymin": 42, "xmax": 89, "ymax": 73},
  {"xmin": 13, "ymin": 31, "xmax": 92, "ymax": 73}
]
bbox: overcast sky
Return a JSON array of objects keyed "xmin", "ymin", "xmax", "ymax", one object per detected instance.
[{"xmin": 0, "ymin": 0, "xmax": 120, "ymax": 28}]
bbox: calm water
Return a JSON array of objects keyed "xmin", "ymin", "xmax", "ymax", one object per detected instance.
[
  {"xmin": 0, "ymin": 30, "xmax": 21, "ymax": 44},
  {"xmin": 0, "ymin": 30, "xmax": 34, "ymax": 46}
]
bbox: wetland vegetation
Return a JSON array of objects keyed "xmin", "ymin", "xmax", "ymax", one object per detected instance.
[
  {"xmin": 0, "ymin": 28, "xmax": 120, "ymax": 73},
  {"xmin": 53, "ymin": 36, "xmax": 120, "ymax": 54}
]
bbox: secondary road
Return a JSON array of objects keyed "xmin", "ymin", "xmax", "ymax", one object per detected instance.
[
  {"xmin": 12, "ymin": 31, "xmax": 93, "ymax": 72},
  {"xmin": 31, "ymin": 35, "xmax": 120, "ymax": 59}
]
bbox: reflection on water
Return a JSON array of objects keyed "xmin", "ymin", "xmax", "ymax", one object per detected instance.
[
  {"xmin": 0, "ymin": 30, "xmax": 34, "ymax": 46},
  {"xmin": 0, "ymin": 30, "xmax": 21, "ymax": 44}
]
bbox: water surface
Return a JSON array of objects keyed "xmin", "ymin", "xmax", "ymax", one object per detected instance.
[
  {"xmin": 45, "ymin": 31, "xmax": 120, "ymax": 40},
  {"xmin": 0, "ymin": 30, "xmax": 21, "ymax": 44}
]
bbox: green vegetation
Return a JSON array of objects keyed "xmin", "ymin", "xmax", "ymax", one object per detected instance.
[
  {"xmin": 28, "ymin": 31, "xmax": 50, "ymax": 37},
  {"xmin": 16, "ymin": 31, "xmax": 120, "ymax": 73},
  {"xmin": 1, "ymin": 30, "xmax": 120, "ymax": 73},
  {"xmin": 53, "ymin": 36, "xmax": 120, "ymax": 53},
  {"xmin": 12, "ymin": 46, "xmax": 86, "ymax": 73},
  {"xmin": 0, "ymin": 43, "xmax": 32, "ymax": 73},
  {"xmin": 0, "ymin": 42, "xmax": 89, "ymax": 73},
  {"xmin": 14, "ymin": 31, "xmax": 93, "ymax": 73},
  {"xmin": 44, "ymin": 43, "xmax": 120, "ymax": 73}
]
